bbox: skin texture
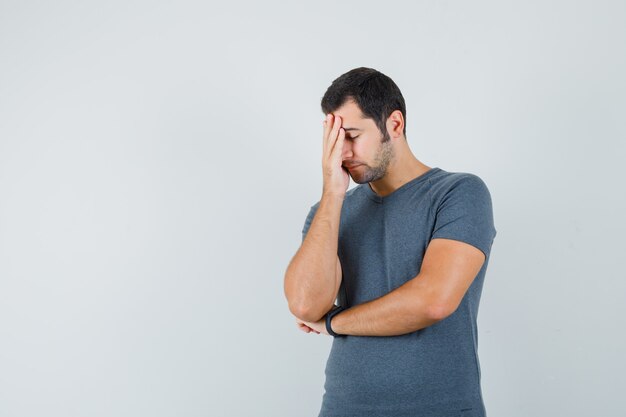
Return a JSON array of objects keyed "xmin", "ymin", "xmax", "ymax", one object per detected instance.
[{"xmin": 289, "ymin": 98, "xmax": 486, "ymax": 336}]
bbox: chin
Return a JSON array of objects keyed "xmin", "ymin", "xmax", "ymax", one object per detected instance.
[{"xmin": 350, "ymin": 175, "xmax": 368, "ymax": 185}]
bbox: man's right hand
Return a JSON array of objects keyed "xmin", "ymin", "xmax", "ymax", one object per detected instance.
[{"xmin": 322, "ymin": 114, "xmax": 349, "ymax": 197}]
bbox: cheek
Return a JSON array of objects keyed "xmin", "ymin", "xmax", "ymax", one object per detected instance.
[
  {"xmin": 352, "ymin": 139, "xmax": 367, "ymax": 153},
  {"xmin": 356, "ymin": 141, "xmax": 374, "ymax": 158}
]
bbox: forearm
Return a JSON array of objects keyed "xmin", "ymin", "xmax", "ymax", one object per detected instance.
[
  {"xmin": 285, "ymin": 193, "xmax": 344, "ymax": 321},
  {"xmin": 330, "ymin": 275, "xmax": 446, "ymax": 336}
]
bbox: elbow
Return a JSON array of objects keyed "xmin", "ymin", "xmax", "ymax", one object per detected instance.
[
  {"xmin": 284, "ymin": 278, "xmax": 321, "ymax": 322},
  {"xmin": 284, "ymin": 268, "xmax": 331, "ymax": 322},
  {"xmin": 424, "ymin": 301, "xmax": 457, "ymax": 322},
  {"xmin": 288, "ymin": 301, "xmax": 325, "ymax": 323}
]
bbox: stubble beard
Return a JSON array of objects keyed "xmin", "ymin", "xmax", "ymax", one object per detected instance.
[{"xmin": 350, "ymin": 136, "xmax": 395, "ymax": 184}]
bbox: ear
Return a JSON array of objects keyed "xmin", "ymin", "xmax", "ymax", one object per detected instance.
[{"xmin": 386, "ymin": 110, "xmax": 405, "ymax": 139}]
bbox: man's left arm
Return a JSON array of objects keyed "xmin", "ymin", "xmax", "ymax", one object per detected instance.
[{"xmin": 297, "ymin": 237, "xmax": 486, "ymax": 336}]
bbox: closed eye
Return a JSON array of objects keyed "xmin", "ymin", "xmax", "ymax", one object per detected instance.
[{"xmin": 348, "ymin": 135, "xmax": 359, "ymax": 140}]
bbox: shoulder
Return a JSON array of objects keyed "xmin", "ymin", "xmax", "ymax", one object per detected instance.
[
  {"xmin": 428, "ymin": 169, "xmax": 493, "ymax": 200},
  {"xmin": 429, "ymin": 169, "xmax": 497, "ymax": 257},
  {"xmin": 430, "ymin": 168, "xmax": 489, "ymax": 188}
]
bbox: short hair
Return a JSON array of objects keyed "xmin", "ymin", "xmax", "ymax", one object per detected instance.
[{"xmin": 320, "ymin": 67, "xmax": 407, "ymax": 141}]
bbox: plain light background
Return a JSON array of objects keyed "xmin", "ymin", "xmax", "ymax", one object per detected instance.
[{"xmin": 1, "ymin": 1, "xmax": 624, "ymax": 416}]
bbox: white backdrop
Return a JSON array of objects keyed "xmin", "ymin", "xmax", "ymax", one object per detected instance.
[{"xmin": 1, "ymin": 1, "xmax": 624, "ymax": 416}]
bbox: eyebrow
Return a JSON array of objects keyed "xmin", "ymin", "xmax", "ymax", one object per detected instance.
[{"xmin": 342, "ymin": 127, "xmax": 362, "ymax": 131}]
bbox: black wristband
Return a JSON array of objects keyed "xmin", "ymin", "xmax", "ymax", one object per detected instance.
[{"xmin": 325, "ymin": 305, "xmax": 347, "ymax": 337}]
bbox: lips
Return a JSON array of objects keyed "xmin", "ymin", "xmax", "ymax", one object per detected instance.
[{"xmin": 344, "ymin": 163, "xmax": 362, "ymax": 169}]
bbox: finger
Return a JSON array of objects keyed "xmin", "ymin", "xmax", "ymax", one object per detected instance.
[
  {"xmin": 301, "ymin": 323, "xmax": 317, "ymax": 333},
  {"xmin": 329, "ymin": 127, "xmax": 345, "ymax": 163},
  {"xmin": 325, "ymin": 115, "xmax": 342, "ymax": 160},
  {"xmin": 323, "ymin": 114, "xmax": 332, "ymax": 139},
  {"xmin": 322, "ymin": 114, "xmax": 333, "ymax": 160}
]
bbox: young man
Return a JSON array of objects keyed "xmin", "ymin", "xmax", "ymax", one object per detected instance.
[{"xmin": 284, "ymin": 67, "xmax": 497, "ymax": 417}]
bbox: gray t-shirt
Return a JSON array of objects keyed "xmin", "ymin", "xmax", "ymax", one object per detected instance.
[{"xmin": 301, "ymin": 167, "xmax": 497, "ymax": 417}]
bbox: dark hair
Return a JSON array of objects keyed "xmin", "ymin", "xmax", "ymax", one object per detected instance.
[{"xmin": 321, "ymin": 67, "xmax": 407, "ymax": 142}]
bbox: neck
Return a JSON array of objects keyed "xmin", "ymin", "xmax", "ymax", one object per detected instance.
[{"xmin": 368, "ymin": 143, "xmax": 431, "ymax": 197}]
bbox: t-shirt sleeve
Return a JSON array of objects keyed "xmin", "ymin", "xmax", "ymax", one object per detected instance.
[
  {"xmin": 301, "ymin": 203, "xmax": 320, "ymax": 243},
  {"xmin": 430, "ymin": 174, "xmax": 497, "ymax": 259}
]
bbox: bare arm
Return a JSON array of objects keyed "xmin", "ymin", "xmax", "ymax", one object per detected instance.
[
  {"xmin": 284, "ymin": 113, "xmax": 348, "ymax": 323},
  {"xmin": 284, "ymin": 193, "xmax": 344, "ymax": 322},
  {"xmin": 326, "ymin": 238, "xmax": 486, "ymax": 336}
]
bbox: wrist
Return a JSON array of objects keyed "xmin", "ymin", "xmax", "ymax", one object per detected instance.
[
  {"xmin": 321, "ymin": 193, "xmax": 345, "ymax": 205},
  {"xmin": 322, "ymin": 188, "xmax": 346, "ymax": 200},
  {"xmin": 325, "ymin": 305, "xmax": 347, "ymax": 337}
]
